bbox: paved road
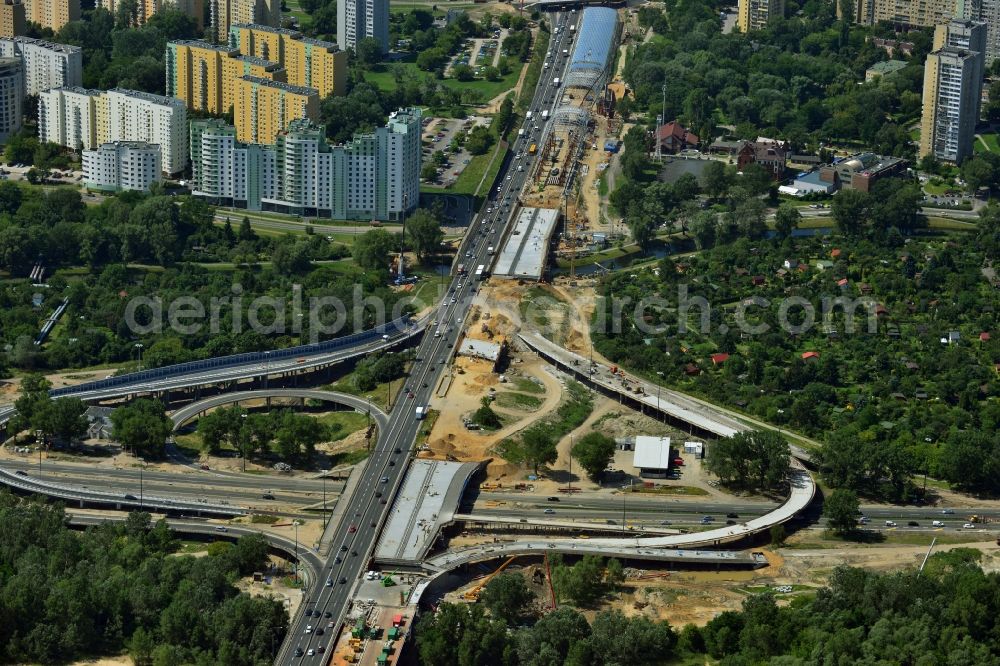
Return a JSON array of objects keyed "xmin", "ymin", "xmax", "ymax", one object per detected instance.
[{"xmin": 276, "ymin": 14, "xmax": 584, "ymax": 663}]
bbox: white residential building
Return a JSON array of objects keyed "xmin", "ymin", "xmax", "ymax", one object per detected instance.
[
  {"xmin": 38, "ymin": 86, "xmax": 98, "ymax": 150},
  {"xmin": 0, "ymin": 56, "xmax": 22, "ymax": 141},
  {"xmin": 38, "ymin": 87, "xmax": 187, "ymax": 174},
  {"xmin": 0, "ymin": 36, "xmax": 81, "ymax": 96},
  {"xmin": 337, "ymin": 0, "xmax": 388, "ymax": 53},
  {"xmin": 83, "ymin": 141, "xmax": 162, "ymax": 192},
  {"xmin": 190, "ymin": 107, "xmax": 420, "ymax": 221},
  {"xmin": 97, "ymin": 89, "xmax": 187, "ymax": 174}
]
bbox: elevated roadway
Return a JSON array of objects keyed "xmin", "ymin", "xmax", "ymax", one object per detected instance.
[
  {"xmin": 0, "ymin": 317, "xmax": 420, "ymax": 428},
  {"xmin": 170, "ymin": 389, "xmax": 388, "ymax": 431}
]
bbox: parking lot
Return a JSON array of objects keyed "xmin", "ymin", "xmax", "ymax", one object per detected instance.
[{"xmin": 420, "ymin": 116, "xmax": 491, "ymax": 188}]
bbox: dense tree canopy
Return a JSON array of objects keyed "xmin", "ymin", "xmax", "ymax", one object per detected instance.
[{"xmin": 0, "ymin": 496, "xmax": 284, "ymax": 665}]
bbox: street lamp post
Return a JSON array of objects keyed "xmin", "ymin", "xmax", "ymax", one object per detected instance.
[
  {"xmin": 134, "ymin": 342, "xmax": 144, "ymax": 371},
  {"xmin": 322, "ymin": 474, "xmax": 327, "ymax": 527},
  {"xmin": 264, "ymin": 350, "xmax": 270, "ymax": 388},
  {"xmin": 137, "ymin": 457, "xmax": 144, "ymax": 510},
  {"xmin": 656, "ymin": 371, "xmax": 664, "ymax": 422},
  {"xmin": 240, "ymin": 413, "xmax": 248, "ymax": 473},
  {"xmin": 293, "ymin": 520, "xmax": 299, "ymax": 583}
]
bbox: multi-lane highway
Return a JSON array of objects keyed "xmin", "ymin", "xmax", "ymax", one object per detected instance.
[{"xmin": 277, "ymin": 13, "xmax": 585, "ymax": 662}]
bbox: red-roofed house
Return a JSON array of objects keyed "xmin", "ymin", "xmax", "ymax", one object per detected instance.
[
  {"xmin": 801, "ymin": 351, "xmax": 820, "ymax": 361},
  {"xmin": 837, "ymin": 278, "xmax": 848, "ymax": 287},
  {"xmin": 830, "ymin": 248, "xmax": 842, "ymax": 258},
  {"xmin": 711, "ymin": 353, "xmax": 730, "ymax": 365},
  {"xmin": 981, "ymin": 332, "xmax": 991, "ymax": 342},
  {"xmin": 655, "ymin": 121, "xmax": 699, "ymax": 154}
]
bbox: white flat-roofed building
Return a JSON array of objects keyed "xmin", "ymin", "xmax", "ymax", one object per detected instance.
[
  {"xmin": 38, "ymin": 86, "xmax": 99, "ymax": 150},
  {"xmin": 0, "ymin": 36, "xmax": 81, "ymax": 95},
  {"xmin": 633, "ymin": 435, "xmax": 673, "ymax": 478},
  {"xmin": 96, "ymin": 89, "xmax": 188, "ymax": 174},
  {"xmin": 83, "ymin": 141, "xmax": 162, "ymax": 192},
  {"xmin": 493, "ymin": 207, "xmax": 559, "ymax": 281}
]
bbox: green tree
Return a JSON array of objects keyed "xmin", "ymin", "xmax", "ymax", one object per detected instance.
[
  {"xmin": 353, "ymin": 228, "xmax": 398, "ymax": 272},
  {"xmin": 473, "ymin": 397, "xmax": 502, "ymax": 429},
  {"xmin": 480, "ymin": 573, "xmax": 534, "ymax": 625},
  {"xmin": 520, "ymin": 425, "xmax": 557, "ymax": 475},
  {"xmin": 703, "ymin": 160, "xmax": 731, "ymax": 199},
  {"xmin": 41, "ymin": 397, "xmax": 88, "ymax": 442},
  {"xmin": 571, "ymin": 432, "xmax": 616, "ymax": 481},
  {"xmin": 824, "ymin": 488, "xmax": 860, "ymax": 535},
  {"xmin": 552, "ymin": 554, "xmax": 607, "ymax": 606},
  {"xmin": 773, "ymin": 203, "xmax": 801, "ymax": 239},
  {"xmin": 960, "ymin": 156, "xmax": 995, "ymax": 192},
  {"xmin": 109, "ymin": 399, "xmax": 172, "ymax": 458},
  {"xmin": 355, "ymin": 37, "xmax": 383, "ymax": 67},
  {"xmin": 406, "ymin": 208, "xmax": 445, "ymax": 262},
  {"xmin": 274, "ymin": 412, "xmax": 327, "ymax": 460},
  {"xmin": 705, "ymin": 430, "xmax": 789, "ymax": 491},
  {"xmin": 831, "ymin": 187, "xmax": 871, "ymax": 236}
]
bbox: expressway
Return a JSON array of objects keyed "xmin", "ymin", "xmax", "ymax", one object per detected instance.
[{"xmin": 276, "ymin": 13, "xmax": 586, "ymax": 663}]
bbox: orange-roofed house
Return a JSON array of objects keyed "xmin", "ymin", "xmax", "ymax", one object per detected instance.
[{"xmin": 801, "ymin": 351, "xmax": 820, "ymax": 361}]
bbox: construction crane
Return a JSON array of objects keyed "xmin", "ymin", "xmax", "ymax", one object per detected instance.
[{"xmin": 463, "ymin": 556, "xmax": 518, "ymax": 601}]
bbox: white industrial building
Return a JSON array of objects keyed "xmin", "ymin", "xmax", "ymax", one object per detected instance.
[
  {"xmin": 632, "ymin": 435, "xmax": 673, "ymax": 478},
  {"xmin": 39, "ymin": 87, "xmax": 187, "ymax": 175},
  {"xmin": 0, "ymin": 37, "xmax": 81, "ymax": 96},
  {"xmin": 190, "ymin": 108, "xmax": 421, "ymax": 221},
  {"xmin": 83, "ymin": 141, "xmax": 162, "ymax": 192},
  {"xmin": 0, "ymin": 57, "xmax": 22, "ymax": 142}
]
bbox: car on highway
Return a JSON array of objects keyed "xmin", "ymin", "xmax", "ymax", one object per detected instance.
[
  {"xmin": 326, "ymin": 578, "xmax": 332, "ymax": 587},
  {"xmin": 381, "ymin": 476, "xmax": 389, "ymax": 483},
  {"xmin": 334, "ymin": 555, "xmax": 342, "ymax": 563},
  {"xmin": 14, "ymin": 470, "xmax": 26, "ymax": 476},
  {"xmin": 963, "ymin": 523, "xmax": 976, "ymax": 529},
  {"xmin": 262, "ymin": 493, "xmax": 275, "ymax": 500},
  {"xmin": 942, "ymin": 509, "xmax": 955, "ymax": 514},
  {"xmin": 307, "ymin": 649, "xmax": 314, "ymax": 656},
  {"xmin": 932, "ymin": 520, "xmax": 945, "ymax": 527},
  {"xmin": 317, "ymin": 646, "xmax": 325, "ymax": 654},
  {"xmin": 294, "ymin": 647, "xmax": 303, "ymax": 657},
  {"xmin": 726, "ymin": 512, "xmax": 739, "ymax": 518},
  {"xmin": 907, "ymin": 521, "xmax": 919, "ymax": 527},
  {"xmin": 547, "ymin": 496, "xmax": 560, "ymax": 502},
  {"xmin": 884, "ymin": 520, "xmax": 897, "ymax": 527},
  {"xmin": 324, "ymin": 611, "xmax": 332, "ymax": 618},
  {"xmin": 214, "ymin": 526, "xmax": 227, "ymax": 532},
  {"xmin": 544, "ymin": 508, "xmax": 556, "ymax": 514},
  {"xmin": 339, "ymin": 577, "xmax": 347, "ymax": 584},
  {"xmin": 348, "ymin": 524, "xmax": 357, "ymax": 533},
  {"xmin": 340, "ymin": 544, "xmax": 348, "ymax": 551},
  {"xmin": 660, "ymin": 520, "xmax": 672, "ymax": 525},
  {"xmin": 388, "ymin": 460, "xmax": 395, "ymax": 466},
  {"xmin": 304, "ymin": 625, "xmax": 312, "ymax": 634}
]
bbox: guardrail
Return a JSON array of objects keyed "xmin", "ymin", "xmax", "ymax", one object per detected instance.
[{"xmin": 50, "ymin": 317, "xmax": 412, "ymax": 398}]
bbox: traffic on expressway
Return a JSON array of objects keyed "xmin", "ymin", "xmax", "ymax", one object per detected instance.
[{"xmin": 278, "ymin": 12, "xmax": 584, "ymax": 662}]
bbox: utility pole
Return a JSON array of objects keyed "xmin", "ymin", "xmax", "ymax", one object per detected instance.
[
  {"xmin": 322, "ymin": 475, "xmax": 327, "ymax": 528},
  {"xmin": 134, "ymin": 342, "xmax": 144, "ymax": 371},
  {"xmin": 293, "ymin": 521, "xmax": 299, "ymax": 583}
]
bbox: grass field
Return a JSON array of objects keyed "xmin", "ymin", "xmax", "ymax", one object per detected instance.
[
  {"xmin": 976, "ymin": 132, "xmax": 1000, "ymax": 153},
  {"xmin": 510, "ymin": 377, "xmax": 545, "ymax": 394},
  {"xmin": 494, "ymin": 391, "xmax": 543, "ymax": 411},
  {"xmin": 364, "ymin": 61, "xmax": 521, "ymax": 103},
  {"xmin": 316, "ymin": 411, "xmax": 369, "ymax": 443}
]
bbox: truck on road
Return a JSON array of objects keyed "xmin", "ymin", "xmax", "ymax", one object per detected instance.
[
  {"xmin": 529, "ymin": 144, "xmax": 537, "ymax": 154},
  {"xmin": 541, "ymin": 110, "xmax": 549, "ymax": 120},
  {"xmin": 475, "ymin": 264, "xmax": 486, "ymax": 280},
  {"xmin": 415, "ymin": 405, "xmax": 428, "ymax": 420},
  {"xmin": 553, "ymin": 78, "xmax": 560, "ymax": 87}
]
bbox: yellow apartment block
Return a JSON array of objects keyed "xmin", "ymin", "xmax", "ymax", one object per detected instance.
[
  {"xmin": 233, "ymin": 75, "xmax": 319, "ymax": 144},
  {"xmin": 167, "ymin": 39, "xmax": 285, "ymax": 115},
  {"xmin": 229, "ymin": 23, "xmax": 346, "ymax": 97},
  {"xmin": 0, "ymin": 0, "xmax": 25, "ymax": 37},
  {"xmin": 24, "ymin": 0, "xmax": 78, "ymax": 31}
]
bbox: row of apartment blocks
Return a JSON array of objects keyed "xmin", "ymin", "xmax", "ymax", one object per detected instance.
[
  {"xmin": 0, "ymin": 0, "xmax": 79, "ymax": 37},
  {"xmin": 840, "ymin": 0, "xmax": 1000, "ymax": 66},
  {"xmin": 166, "ymin": 25, "xmax": 345, "ymax": 144},
  {"xmin": 99, "ymin": 0, "xmax": 279, "ymax": 42},
  {"xmin": 39, "ymin": 87, "xmax": 188, "ymax": 173},
  {"xmin": 190, "ymin": 108, "xmax": 421, "ymax": 221}
]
